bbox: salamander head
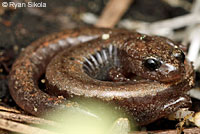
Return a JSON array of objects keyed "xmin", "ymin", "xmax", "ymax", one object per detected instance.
[{"xmin": 120, "ymin": 34, "xmax": 186, "ymax": 83}]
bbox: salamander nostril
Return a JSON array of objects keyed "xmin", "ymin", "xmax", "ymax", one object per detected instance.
[{"xmin": 174, "ymin": 51, "xmax": 185, "ymax": 63}]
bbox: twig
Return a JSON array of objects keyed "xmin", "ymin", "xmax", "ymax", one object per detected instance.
[
  {"xmin": 169, "ymin": 30, "xmax": 186, "ymax": 41},
  {"xmin": 191, "ymin": 0, "xmax": 200, "ymax": 13},
  {"xmin": 182, "ymin": 0, "xmax": 200, "ymax": 46},
  {"xmin": 0, "ymin": 111, "xmax": 57, "ymax": 126},
  {"xmin": 181, "ymin": 0, "xmax": 200, "ymax": 67},
  {"xmin": 95, "ymin": 0, "xmax": 134, "ymax": 28},
  {"xmin": 0, "ymin": 118, "xmax": 58, "ymax": 134},
  {"xmin": 119, "ymin": 13, "xmax": 200, "ymax": 37},
  {"xmin": 118, "ymin": 19, "xmax": 148, "ymax": 30},
  {"xmin": 187, "ymin": 25, "xmax": 200, "ymax": 67},
  {"xmin": 138, "ymin": 13, "xmax": 200, "ymax": 35},
  {"xmin": 0, "ymin": 104, "xmax": 21, "ymax": 114},
  {"xmin": 130, "ymin": 127, "xmax": 200, "ymax": 134},
  {"xmin": 161, "ymin": 0, "xmax": 191, "ymax": 11}
]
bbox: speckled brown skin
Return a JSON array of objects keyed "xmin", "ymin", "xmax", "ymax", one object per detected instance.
[{"xmin": 9, "ymin": 28, "xmax": 194, "ymax": 125}]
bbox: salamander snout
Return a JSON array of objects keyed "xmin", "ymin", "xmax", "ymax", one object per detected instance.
[
  {"xmin": 143, "ymin": 50, "xmax": 186, "ymax": 83},
  {"xmin": 173, "ymin": 50, "xmax": 185, "ymax": 63}
]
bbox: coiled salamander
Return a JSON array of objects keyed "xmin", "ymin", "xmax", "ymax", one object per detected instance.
[{"xmin": 9, "ymin": 28, "xmax": 194, "ymax": 125}]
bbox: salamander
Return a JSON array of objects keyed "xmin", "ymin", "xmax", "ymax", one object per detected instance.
[{"xmin": 9, "ymin": 28, "xmax": 195, "ymax": 125}]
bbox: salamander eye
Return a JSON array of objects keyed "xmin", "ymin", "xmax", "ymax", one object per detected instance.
[
  {"xmin": 144, "ymin": 58, "xmax": 161, "ymax": 71},
  {"xmin": 174, "ymin": 51, "xmax": 185, "ymax": 63}
]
